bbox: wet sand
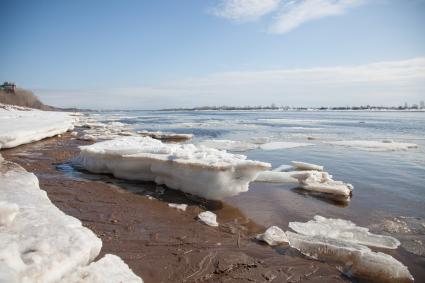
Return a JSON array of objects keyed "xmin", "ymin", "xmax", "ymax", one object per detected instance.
[{"xmin": 2, "ymin": 133, "xmax": 348, "ymax": 283}]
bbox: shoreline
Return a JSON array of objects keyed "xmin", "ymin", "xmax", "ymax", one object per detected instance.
[{"xmin": 2, "ymin": 132, "xmax": 347, "ymax": 282}]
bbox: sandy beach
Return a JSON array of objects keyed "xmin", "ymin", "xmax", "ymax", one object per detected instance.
[{"xmin": 1, "ymin": 131, "xmax": 350, "ymax": 283}]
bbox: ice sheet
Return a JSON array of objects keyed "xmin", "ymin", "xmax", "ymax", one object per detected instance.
[{"xmin": 325, "ymin": 140, "xmax": 418, "ymax": 151}]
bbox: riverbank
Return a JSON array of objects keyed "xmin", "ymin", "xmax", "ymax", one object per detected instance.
[{"xmin": 2, "ymin": 131, "xmax": 347, "ymax": 283}]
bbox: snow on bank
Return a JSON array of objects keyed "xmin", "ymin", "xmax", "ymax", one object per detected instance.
[
  {"xmin": 0, "ymin": 104, "xmax": 75, "ymax": 149},
  {"xmin": 0, "ymin": 158, "xmax": 143, "ymax": 282},
  {"xmin": 76, "ymin": 137, "xmax": 270, "ymax": 200},
  {"xmin": 289, "ymin": 215, "xmax": 400, "ymax": 249},
  {"xmin": 325, "ymin": 140, "xmax": 418, "ymax": 151},
  {"xmin": 198, "ymin": 211, "xmax": 218, "ymax": 227}
]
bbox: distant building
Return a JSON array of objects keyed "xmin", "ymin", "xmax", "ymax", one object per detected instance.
[
  {"xmin": 420, "ymin": 101, "xmax": 425, "ymax": 109},
  {"xmin": 0, "ymin": 81, "xmax": 16, "ymax": 93}
]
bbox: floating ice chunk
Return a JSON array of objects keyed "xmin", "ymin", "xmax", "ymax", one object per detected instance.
[
  {"xmin": 255, "ymin": 171, "xmax": 298, "ymax": 183},
  {"xmin": 198, "ymin": 211, "xmax": 218, "ymax": 227},
  {"xmin": 256, "ymin": 226, "xmax": 288, "ymax": 246},
  {"xmin": 260, "ymin": 142, "xmax": 313, "ymax": 150},
  {"xmin": 289, "ymin": 216, "xmax": 400, "ymax": 249},
  {"xmin": 325, "ymin": 140, "xmax": 418, "ymax": 151},
  {"xmin": 168, "ymin": 203, "xmax": 188, "ymax": 211},
  {"xmin": 0, "ymin": 201, "xmax": 19, "ymax": 227},
  {"xmin": 286, "ymin": 231, "xmax": 413, "ymax": 283},
  {"xmin": 76, "ymin": 137, "xmax": 270, "ymax": 200},
  {"xmin": 61, "ymin": 254, "xmax": 143, "ymax": 283},
  {"xmin": 138, "ymin": 130, "xmax": 193, "ymax": 142},
  {"xmin": 199, "ymin": 139, "xmax": 258, "ymax": 152},
  {"xmin": 0, "ymin": 104, "xmax": 75, "ymax": 149},
  {"xmin": 291, "ymin": 161, "xmax": 323, "ymax": 171}
]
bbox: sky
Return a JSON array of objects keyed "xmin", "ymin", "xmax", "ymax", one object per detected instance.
[{"xmin": 1, "ymin": 0, "xmax": 424, "ymax": 109}]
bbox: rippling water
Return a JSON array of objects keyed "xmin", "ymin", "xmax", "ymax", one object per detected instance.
[{"xmin": 89, "ymin": 110, "xmax": 425, "ymax": 279}]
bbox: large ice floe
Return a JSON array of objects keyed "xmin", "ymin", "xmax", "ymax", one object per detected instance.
[
  {"xmin": 286, "ymin": 216, "xmax": 413, "ymax": 283},
  {"xmin": 325, "ymin": 140, "xmax": 418, "ymax": 151},
  {"xmin": 0, "ymin": 103, "xmax": 75, "ymax": 149},
  {"xmin": 76, "ymin": 137, "xmax": 271, "ymax": 200},
  {"xmin": 255, "ymin": 161, "xmax": 353, "ymax": 200},
  {"xmin": 0, "ymin": 157, "xmax": 143, "ymax": 282}
]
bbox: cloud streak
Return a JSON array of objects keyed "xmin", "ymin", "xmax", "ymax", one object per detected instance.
[
  {"xmin": 211, "ymin": 0, "xmax": 366, "ymax": 33},
  {"xmin": 35, "ymin": 58, "xmax": 425, "ymax": 109},
  {"xmin": 211, "ymin": 0, "xmax": 281, "ymax": 21}
]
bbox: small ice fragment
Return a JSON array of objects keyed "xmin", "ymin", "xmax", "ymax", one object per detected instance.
[
  {"xmin": 198, "ymin": 211, "xmax": 218, "ymax": 227},
  {"xmin": 286, "ymin": 231, "xmax": 413, "ymax": 283},
  {"xmin": 256, "ymin": 226, "xmax": 288, "ymax": 246},
  {"xmin": 289, "ymin": 215, "xmax": 400, "ymax": 249},
  {"xmin": 168, "ymin": 203, "xmax": 188, "ymax": 211},
  {"xmin": 0, "ymin": 201, "xmax": 19, "ymax": 226},
  {"xmin": 260, "ymin": 142, "xmax": 313, "ymax": 151},
  {"xmin": 291, "ymin": 161, "xmax": 323, "ymax": 171},
  {"xmin": 255, "ymin": 171, "xmax": 298, "ymax": 183}
]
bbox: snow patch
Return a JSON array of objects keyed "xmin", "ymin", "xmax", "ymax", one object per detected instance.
[
  {"xmin": 76, "ymin": 137, "xmax": 270, "ymax": 200},
  {"xmin": 168, "ymin": 203, "xmax": 188, "ymax": 211}
]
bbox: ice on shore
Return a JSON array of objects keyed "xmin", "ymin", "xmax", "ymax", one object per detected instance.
[
  {"xmin": 286, "ymin": 231, "xmax": 413, "ymax": 283},
  {"xmin": 325, "ymin": 140, "xmax": 418, "ymax": 151},
  {"xmin": 0, "ymin": 104, "xmax": 75, "ymax": 149},
  {"xmin": 256, "ymin": 226, "xmax": 288, "ymax": 246},
  {"xmin": 0, "ymin": 158, "xmax": 143, "ymax": 282},
  {"xmin": 260, "ymin": 142, "xmax": 313, "ymax": 150},
  {"xmin": 0, "ymin": 201, "xmax": 19, "ymax": 227},
  {"xmin": 61, "ymin": 254, "xmax": 143, "ymax": 283},
  {"xmin": 256, "ymin": 169, "xmax": 353, "ymax": 198},
  {"xmin": 76, "ymin": 137, "xmax": 270, "ymax": 200},
  {"xmin": 138, "ymin": 130, "xmax": 193, "ymax": 142},
  {"xmin": 198, "ymin": 211, "xmax": 218, "ymax": 227},
  {"xmin": 289, "ymin": 216, "xmax": 400, "ymax": 249},
  {"xmin": 199, "ymin": 139, "xmax": 258, "ymax": 152},
  {"xmin": 291, "ymin": 161, "xmax": 323, "ymax": 171},
  {"xmin": 168, "ymin": 203, "xmax": 188, "ymax": 211}
]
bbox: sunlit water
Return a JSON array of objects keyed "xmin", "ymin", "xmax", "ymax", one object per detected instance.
[{"xmin": 87, "ymin": 110, "xmax": 425, "ymax": 279}]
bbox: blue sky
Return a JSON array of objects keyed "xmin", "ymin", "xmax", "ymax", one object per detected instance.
[{"xmin": 1, "ymin": 0, "xmax": 424, "ymax": 109}]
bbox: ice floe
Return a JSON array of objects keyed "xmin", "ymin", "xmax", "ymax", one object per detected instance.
[
  {"xmin": 286, "ymin": 231, "xmax": 413, "ymax": 283},
  {"xmin": 0, "ymin": 158, "xmax": 143, "ymax": 282},
  {"xmin": 198, "ymin": 211, "xmax": 218, "ymax": 227},
  {"xmin": 289, "ymin": 215, "xmax": 400, "ymax": 249},
  {"xmin": 325, "ymin": 140, "xmax": 418, "ymax": 151},
  {"xmin": 61, "ymin": 254, "xmax": 143, "ymax": 283},
  {"xmin": 198, "ymin": 139, "xmax": 258, "ymax": 152},
  {"xmin": 0, "ymin": 104, "xmax": 75, "ymax": 149},
  {"xmin": 138, "ymin": 130, "xmax": 193, "ymax": 142},
  {"xmin": 168, "ymin": 203, "xmax": 188, "ymax": 211},
  {"xmin": 256, "ymin": 226, "xmax": 288, "ymax": 246},
  {"xmin": 260, "ymin": 142, "xmax": 313, "ymax": 150},
  {"xmin": 291, "ymin": 161, "xmax": 323, "ymax": 171},
  {"xmin": 76, "ymin": 137, "xmax": 270, "ymax": 200}
]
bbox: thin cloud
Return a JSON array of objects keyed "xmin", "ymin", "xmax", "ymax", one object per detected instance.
[
  {"xmin": 211, "ymin": 0, "xmax": 281, "ymax": 21},
  {"xmin": 269, "ymin": 0, "xmax": 366, "ymax": 34},
  {"xmin": 35, "ymin": 58, "xmax": 425, "ymax": 109}
]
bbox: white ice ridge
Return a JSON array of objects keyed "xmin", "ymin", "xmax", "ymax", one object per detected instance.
[
  {"xmin": 255, "ymin": 170, "xmax": 353, "ymax": 198},
  {"xmin": 0, "ymin": 103, "xmax": 75, "ymax": 149},
  {"xmin": 260, "ymin": 141, "xmax": 313, "ymax": 150},
  {"xmin": 138, "ymin": 130, "xmax": 193, "ymax": 141},
  {"xmin": 198, "ymin": 139, "xmax": 258, "ymax": 152},
  {"xmin": 325, "ymin": 140, "xmax": 418, "ymax": 151},
  {"xmin": 286, "ymin": 231, "xmax": 413, "ymax": 283},
  {"xmin": 0, "ymin": 158, "xmax": 143, "ymax": 283},
  {"xmin": 256, "ymin": 226, "xmax": 288, "ymax": 246},
  {"xmin": 289, "ymin": 215, "xmax": 400, "ymax": 249},
  {"xmin": 76, "ymin": 137, "xmax": 271, "ymax": 200},
  {"xmin": 198, "ymin": 211, "xmax": 219, "ymax": 227},
  {"xmin": 61, "ymin": 254, "xmax": 143, "ymax": 283}
]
